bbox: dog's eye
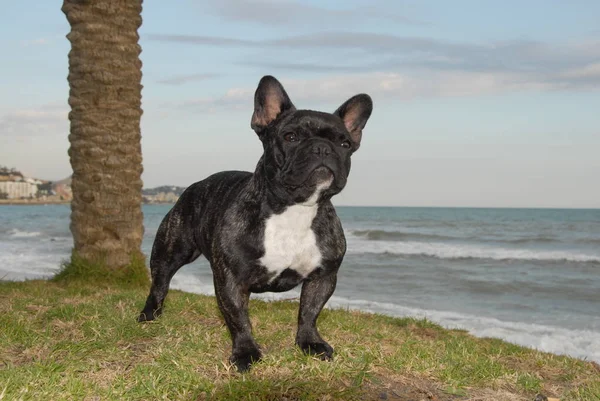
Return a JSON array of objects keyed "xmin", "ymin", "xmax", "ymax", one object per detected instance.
[
  {"xmin": 340, "ymin": 140, "xmax": 352, "ymax": 149},
  {"xmin": 284, "ymin": 133, "xmax": 298, "ymax": 142}
]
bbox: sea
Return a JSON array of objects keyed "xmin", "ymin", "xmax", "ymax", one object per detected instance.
[{"xmin": 1, "ymin": 204, "xmax": 599, "ymax": 363}]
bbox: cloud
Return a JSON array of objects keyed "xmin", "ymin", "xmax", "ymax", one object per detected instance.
[
  {"xmin": 237, "ymin": 61, "xmax": 370, "ymax": 73},
  {"xmin": 168, "ymin": 87, "xmax": 255, "ymax": 114},
  {"xmin": 0, "ymin": 104, "xmax": 69, "ymax": 138},
  {"xmin": 199, "ymin": 0, "xmax": 422, "ymax": 26},
  {"xmin": 156, "ymin": 73, "xmax": 219, "ymax": 85},
  {"xmin": 559, "ymin": 62, "xmax": 600, "ymax": 79},
  {"xmin": 149, "ymin": 31, "xmax": 600, "ymax": 97},
  {"xmin": 147, "ymin": 34, "xmax": 251, "ymax": 47},
  {"xmin": 148, "ymin": 32, "xmax": 450, "ymax": 52},
  {"xmin": 164, "ymin": 71, "xmax": 537, "ymax": 114},
  {"xmin": 150, "ymin": 31, "xmax": 600, "ymax": 73},
  {"xmin": 167, "ymin": 64, "xmax": 600, "ymax": 114}
]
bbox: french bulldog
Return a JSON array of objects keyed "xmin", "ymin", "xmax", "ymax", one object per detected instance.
[{"xmin": 138, "ymin": 76, "xmax": 373, "ymax": 372}]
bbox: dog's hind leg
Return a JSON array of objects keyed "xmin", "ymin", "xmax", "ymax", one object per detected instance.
[{"xmin": 138, "ymin": 211, "xmax": 200, "ymax": 322}]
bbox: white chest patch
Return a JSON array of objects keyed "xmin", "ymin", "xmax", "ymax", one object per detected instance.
[{"xmin": 259, "ymin": 178, "xmax": 332, "ymax": 281}]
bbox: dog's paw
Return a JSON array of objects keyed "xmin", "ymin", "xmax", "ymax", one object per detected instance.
[
  {"xmin": 137, "ymin": 308, "xmax": 162, "ymax": 323},
  {"xmin": 230, "ymin": 347, "xmax": 262, "ymax": 373},
  {"xmin": 297, "ymin": 340, "xmax": 334, "ymax": 360}
]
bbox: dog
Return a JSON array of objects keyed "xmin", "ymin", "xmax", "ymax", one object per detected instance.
[{"xmin": 138, "ymin": 76, "xmax": 372, "ymax": 372}]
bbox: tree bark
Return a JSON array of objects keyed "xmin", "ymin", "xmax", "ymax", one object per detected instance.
[{"xmin": 63, "ymin": 0, "xmax": 145, "ymax": 269}]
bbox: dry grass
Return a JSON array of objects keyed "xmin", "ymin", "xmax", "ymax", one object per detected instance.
[{"xmin": 1, "ymin": 279, "xmax": 599, "ymax": 400}]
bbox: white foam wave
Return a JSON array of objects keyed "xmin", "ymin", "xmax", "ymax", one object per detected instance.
[
  {"xmin": 171, "ymin": 275, "xmax": 600, "ymax": 363},
  {"xmin": 346, "ymin": 238, "xmax": 600, "ymax": 263},
  {"xmin": 325, "ymin": 296, "xmax": 600, "ymax": 363},
  {"xmin": 0, "ymin": 253, "xmax": 62, "ymax": 280},
  {"xmin": 9, "ymin": 229, "xmax": 42, "ymax": 238},
  {"xmin": 171, "ymin": 273, "xmax": 216, "ymax": 296}
]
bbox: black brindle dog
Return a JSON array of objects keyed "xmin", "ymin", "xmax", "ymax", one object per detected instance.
[{"xmin": 138, "ymin": 76, "xmax": 372, "ymax": 372}]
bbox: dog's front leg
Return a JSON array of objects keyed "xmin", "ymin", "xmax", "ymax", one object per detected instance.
[
  {"xmin": 295, "ymin": 272, "xmax": 337, "ymax": 360},
  {"xmin": 213, "ymin": 269, "xmax": 261, "ymax": 372}
]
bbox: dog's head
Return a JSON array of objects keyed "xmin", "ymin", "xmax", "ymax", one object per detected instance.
[{"xmin": 251, "ymin": 76, "xmax": 372, "ymax": 205}]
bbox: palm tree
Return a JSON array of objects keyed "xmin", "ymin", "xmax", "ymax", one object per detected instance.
[{"xmin": 62, "ymin": 0, "xmax": 145, "ymax": 272}]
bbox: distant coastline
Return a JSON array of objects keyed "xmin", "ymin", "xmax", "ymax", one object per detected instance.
[
  {"xmin": 0, "ymin": 164, "xmax": 185, "ymax": 206},
  {"xmin": 0, "ymin": 199, "xmax": 70, "ymax": 205},
  {"xmin": 0, "ymin": 198, "xmax": 180, "ymax": 206},
  {"xmin": 142, "ymin": 185, "xmax": 186, "ymax": 204},
  {"xmin": 0, "ymin": 184, "xmax": 187, "ymax": 206}
]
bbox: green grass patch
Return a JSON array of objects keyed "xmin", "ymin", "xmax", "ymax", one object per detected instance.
[
  {"xmin": 1, "ymin": 280, "xmax": 599, "ymax": 400},
  {"xmin": 52, "ymin": 251, "xmax": 149, "ymax": 288}
]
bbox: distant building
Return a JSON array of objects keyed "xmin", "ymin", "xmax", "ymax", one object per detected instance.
[
  {"xmin": 143, "ymin": 191, "xmax": 180, "ymax": 204},
  {"xmin": 142, "ymin": 185, "xmax": 185, "ymax": 204},
  {"xmin": 0, "ymin": 166, "xmax": 71, "ymax": 203},
  {"xmin": 0, "ymin": 181, "xmax": 38, "ymax": 199}
]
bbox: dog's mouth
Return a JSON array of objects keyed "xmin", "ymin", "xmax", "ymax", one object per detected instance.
[
  {"xmin": 310, "ymin": 166, "xmax": 334, "ymax": 185},
  {"xmin": 279, "ymin": 164, "xmax": 337, "ymax": 193}
]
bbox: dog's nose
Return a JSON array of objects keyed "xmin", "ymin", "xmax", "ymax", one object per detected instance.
[{"xmin": 312, "ymin": 143, "xmax": 332, "ymax": 157}]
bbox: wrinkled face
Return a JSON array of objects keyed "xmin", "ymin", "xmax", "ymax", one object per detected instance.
[
  {"xmin": 261, "ymin": 111, "xmax": 355, "ymax": 203},
  {"xmin": 250, "ymin": 75, "xmax": 373, "ymax": 205}
]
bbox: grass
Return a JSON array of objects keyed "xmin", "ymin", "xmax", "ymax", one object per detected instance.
[
  {"xmin": 53, "ymin": 252, "xmax": 149, "ymax": 288},
  {"xmin": 1, "ymin": 279, "xmax": 599, "ymax": 400}
]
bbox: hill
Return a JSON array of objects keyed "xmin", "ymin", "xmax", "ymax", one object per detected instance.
[
  {"xmin": 142, "ymin": 185, "xmax": 187, "ymax": 204},
  {"xmin": 142, "ymin": 185, "xmax": 186, "ymax": 197}
]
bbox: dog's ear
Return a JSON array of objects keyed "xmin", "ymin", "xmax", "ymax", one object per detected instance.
[
  {"xmin": 334, "ymin": 94, "xmax": 373, "ymax": 150},
  {"xmin": 251, "ymin": 76, "xmax": 295, "ymax": 134}
]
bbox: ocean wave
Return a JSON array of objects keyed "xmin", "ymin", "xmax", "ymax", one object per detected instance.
[
  {"xmin": 351, "ymin": 229, "xmax": 456, "ymax": 242},
  {"xmin": 171, "ymin": 273, "xmax": 216, "ymax": 296},
  {"xmin": 0, "ymin": 253, "xmax": 62, "ymax": 279},
  {"xmin": 349, "ymin": 229, "xmax": 561, "ymax": 245},
  {"xmin": 502, "ymin": 236, "xmax": 559, "ymax": 244},
  {"xmin": 171, "ymin": 273, "xmax": 600, "ymax": 363},
  {"xmin": 346, "ymin": 239, "xmax": 600, "ymax": 263},
  {"xmin": 324, "ymin": 296, "xmax": 600, "ymax": 363},
  {"xmin": 8, "ymin": 229, "xmax": 42, "ymax": 238}
]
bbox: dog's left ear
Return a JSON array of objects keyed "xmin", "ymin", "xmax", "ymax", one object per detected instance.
[
  {"xmin": 334, "ymin": 94, "xmax": 373, "ymax": 150},
  {"xmin": 251, "ymin": 76, "xmax": 296, "ymax": 134}
]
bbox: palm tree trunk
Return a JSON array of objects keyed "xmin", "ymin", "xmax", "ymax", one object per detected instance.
[{"xmin": 63, "ymin": 0, "xmax": 145, "ymax": 269}]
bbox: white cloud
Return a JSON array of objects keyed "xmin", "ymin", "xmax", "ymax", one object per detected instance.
[
  {"xmin": 0, "ymin": 105, "xmax": 68, "ymax": 137},
  {"xmin": 150, "ymin": 32, "xmax": 600, "ymax": 96},
  {"xmin": 199, "ymin": 0, "xmax": 421, "ymax": 26},
  {"xmin": 166, "ymin": 87, "xmax": 255, "ymax": 113},
  {"xmin": 0, "ymin": 104, "xmax": 70, "ymax": 180},
  {"xmin": 165, "ymin": 66, "xmax": 598, "ymax": 114},
  {"xmin": 560, "ymin": 62, "xmax": 600, "ymax": 79},
  {"xmin": 156, "ymin": 73, "xmax": 219, "ymax": 85}
]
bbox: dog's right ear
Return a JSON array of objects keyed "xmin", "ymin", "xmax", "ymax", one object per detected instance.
[{"xmin": 251, "ymin": 76, "xmax": 295, "ymax": 134}]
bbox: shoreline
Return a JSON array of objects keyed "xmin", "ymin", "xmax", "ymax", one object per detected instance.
[
  {"xmin": 0, "ymin": 200, "xmax": 70, "ymax": 205},
  {"xmin": 0, "ymin": 201, "xmax": 177, "ymax": 205},
  {"xmin": 5, "ymin": 267, "xmax": 599, "ymax": 365},
  {"xmin": 1, "ymin": 201, "xmax": 598, "ymax": 210},
  {"xmin": 1, "ymin": 279, "xmax": 598, "ymax": 400}
]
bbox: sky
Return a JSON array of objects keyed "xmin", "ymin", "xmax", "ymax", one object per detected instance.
[{"xmin": 0, "ymin": 0, "xmax": 599, "ymax": 208}]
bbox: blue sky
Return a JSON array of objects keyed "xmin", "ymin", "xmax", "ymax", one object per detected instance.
[{"xmin": 1, "ymin": 0, "xmax": 599, "ymax": 207}]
